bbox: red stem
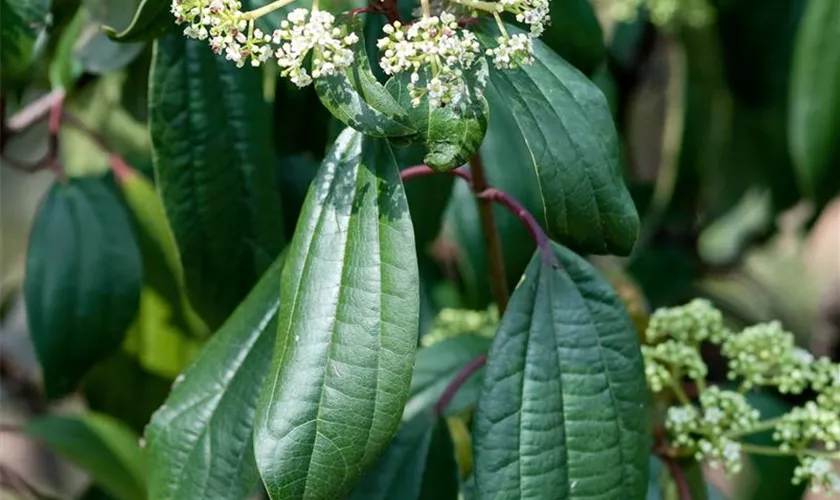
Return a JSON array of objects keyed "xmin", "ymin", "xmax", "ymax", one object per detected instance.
[
  {"xmin": 435, "ymin": 354, "xmax": 487, "ymax": 416},
  {"xmin": 477, "ymin": 188, "xmax": 559, "ymax": 268},
  {"xmin": 5, "ymin": 90, "xmax": 65, "ymax": 133},
  {"xmin": 663, "ymin": 457, "xmax": 692, "ymax": 500},
  {"xmin": 400, "ymin": 164, "xmax": 472, "ymax": 184}
]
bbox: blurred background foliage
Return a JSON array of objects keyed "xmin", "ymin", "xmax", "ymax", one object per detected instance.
[{"xmin": 1, "ymin": 0, "xmax": 838, "ymax": 497}]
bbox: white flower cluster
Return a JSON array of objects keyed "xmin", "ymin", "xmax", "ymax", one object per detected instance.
[
  {"xmin": 812, "ymin": 357, "xmax": 840, "ymax": 413},
  {"xmin": 774, "ymin": 401, "xmax": 840, "ymax": 452},
  {"xmin": 377, "ymin": 13, "xmax": 481, "ymax": 109},
  {"xmin": 172, "ymin": 0, "xmax": 273, "ymax": 67},
  {"xmin": 171, "ymin": 1, "xmax": 358, "ymax": 84},
  {"xmin": 500, "ymin": 0, "xmax": 550, "ymax": 36},
  {"xmin": 273, "ymin": 9, "xmax": 358, "ymax": 87},
  {"xmin": 722, "ymin": 321, "xmax": 813, "ymax": 393},
  {"xmin": 666, "ymin": 387, "xmax": 759, "ymax": 474},
  {"xmin": 486, "ymin": 33, "xmax": 533, "ymax": 70},
  {"xmin": 423, "ymin": 305, "xmax": 499, "ymax": 346}
]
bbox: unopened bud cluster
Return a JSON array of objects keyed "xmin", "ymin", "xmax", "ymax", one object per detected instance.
[
  {"xmin": 646, "ymin": 299, "xmax": 840, "ymax": 493},
  {"xmin": 606, "ymin": 0, "xmax": 714, "ymax": 28},
  {"xmin": 423, "ymin": 305, "xmax": 498, "ymax": 346}
]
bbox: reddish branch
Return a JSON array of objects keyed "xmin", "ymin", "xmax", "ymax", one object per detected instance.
[
  {"xmin": 434, "ymin": 354, "xmax": 487, "ymax": 416},
  {"xmin": 654, "ymin": 427, "xmax": 692, "ymax": 500},
  {"xmin": 477, "ymin": 188, "xmax": 558, "ymax": 268},
  {"xmin": 468, "ymin": 153, "xmax": 510, "ymax": 313},
  {"xmin": 401, "ymin": 164, "xmax": 472, "ymax": 184}
]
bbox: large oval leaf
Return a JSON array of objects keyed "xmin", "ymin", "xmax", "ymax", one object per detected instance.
[
  {"xmin": 146, "ymin": 254, "xmax": 285, "ymax": 500},
  {"xmin": 315, "ymin": 17, "xmax": 417, "ymax": 138},
  {"xmin": 789, "ymin": 0, "xmax": 840, "ymax": 206},
  {"xmin": 150, "ymin": 31, "xmax": 285, "ymax": 328},
  {"xmin": 479, "ymin": 24, "xmax": 639, "ymax": 255},
  {"xmin": 25, "ymin": 412, "xmax": 146, "ymax": 500},
  {"xmin": 473, "ymin": 243, "xmax": 648, "ymax": 498},
  {"xmin": 254, "ymin": 128, "xmax": 420, "ymax": 499},
  {"xmin": 25, "ymin": 177, "xmax": 142, "ymax": 398}
]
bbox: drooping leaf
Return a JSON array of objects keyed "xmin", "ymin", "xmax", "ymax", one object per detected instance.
[
  {"xmin": 25, "ymin": 177, "xmax": 143, "ymax": 398},
  {"xmin": 350, "ymin": 410, "xmax": 459, "ymax": 500},
  {"xmin": 0, "ymin": 0, "xmax": 49, "ymax": 82},
  {"xmin": 102, "ymin": 0, "xmax": 173, "ymax": 42},
  {"xmin": 789, "ymin": 0, "xmax": 840, "ymax": 206},
  {"xmin": 473, "ymin": 242, "xmax": 648, "ymax": 498},
  {"xmin": 115, "ymin": 165, "xmax": 208, "ymax": 338},
  {"xmin": 478, "ymin": 23, "xmax": 640, "ymax": 255},
  {"xmin": 386, "ymin": 59, "xmax": 490, "ymax": 172},
  {"xmin": 150, "ymin": 31, "xmax": 285, "ymax": 328},
  {"xmin": 146, "ymin": 254, "xmax": 285, "ymax": 500},
  {"xmin": 540, "ymin": 0, "xmax": 605, "ymax": 76},
  {"xmin": 25, "ymin": 413, "xmax": 146, "ymax": 500},
  {"xmin": 315, "ymin": 17, "xmax": 416, "ymax": 138},
  {"xmin": 404, "ymin": 334, "xmax": 491, "ymax": 420},
  {"xmin": 396, "ymin": 144, "xmax": 455, "ymax": 250},
  {"xmin": 254, "ymin": 128, "xmax": 419, "ymax": 499}
]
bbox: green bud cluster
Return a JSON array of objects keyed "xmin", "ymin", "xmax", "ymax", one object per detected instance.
[{"xmin": 646, "ymin": 299, "xmax": 840, "ymax": 494}]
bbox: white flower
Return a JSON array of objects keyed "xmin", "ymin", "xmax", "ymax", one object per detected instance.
[
  {"xmin": 501, "ymin": 0, "xmax": 550, "ymax": 36},
  {"xmin": 272, "ymin": 9, "xmax": 357, "ymax": 87},
  {"xmin": 377, "ymin": 13, "xmax": 481, "ymax": 109},
  {"xmin": 486, "ymin": 33, "xmax": 533, "ymax": 70}
]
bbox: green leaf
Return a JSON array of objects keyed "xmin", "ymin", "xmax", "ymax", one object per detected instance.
[
  {"xmin": 116, "ymin": 166, "xmax": 208, "ymax": 338},
  {"xmin": 479, "ymin": 23, "xmax": 639, "ymax": 255},
  {"xmin": 25, "ymin": 413, "xmax": 146, "ymax": 500},
  {"xmin": 386, "ymin": 59, "xmax": 490, "ymax": 172},
  {"xmin": 0, "ymin": 0, "xmax": 49, "ymax": 81},
  {"xmin": 540, "ymin": 0, "xmax": 605, "ymax": 76},
  {"xmin": 25, "ymin": 177, "xmax": 143, "ymax": 398},
  {"xmin": 315, "ymin": 17, "xmax": 417, "ymax": 138},
  {"xmin": 789, "ymin": 0, "xmax": 840, "ymax": 206},
  {"xmin": 397, "ymin": 144, "xmax": 455, "ymax": 250},
  {"xmin": 350, "ymin": 411, "xmax": 459, "ymax": 500},
  {"xmin": 150, "ymin": 31, "xmax": 285, "ymax": 328},
  {"xmin": 254, "ymin": 128, "xmax": 419, "ymax": 499},
  {"xmin": 84, "ymin": 352, "xmax": 172, "ymax": 434},
  {"xmin": 146, "ymin": 254, "xmax": 285, "ymax": 500},
  {"xmin": 102, "ymin": 0, "xmax": 173, "ymax": 42},
  {"xmin": 473, "ymin": 242, "xmax": 648, "ymax": 498},
  {"xmin": 404, "ymin": 335, "xmax": 491, "ymax": 420}
]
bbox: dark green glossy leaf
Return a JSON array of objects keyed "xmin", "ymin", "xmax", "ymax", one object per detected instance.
[
  {"xmin": 102, "ymin": 0, "xmax": 173, "ymax": 42},
  {"xmin": 150, "ymin": 31, "xmax": 285, "ymax": 328},
  {"xmin": 350, "ymin": 411, "xmax": 459, "ymax": 500},
  {"xmin": 0, "ymin": 0, "xmax": 49, "ymax": 80},
  {"xmin": 404, "ymin": 334, "xmax": 491, "ymax": 420},
  {"xmin": 25, "ymin": 177, "xmax": 142, "ymax": 398},
  {"xmin": 540, "ymin": 0, "xmax": 605, "ymax": 76},
  {"xmin": 479, "ymin": 24, "xmax": 639, "ymax": 255},
  {"xmin": 116, "ymin": 166, "xmax": 208, "ymax": 338},
  {"xmin": 146, "ymin": 254, "xmax": 284, "ymax": 500},
  {"xmin": 473, "ymin": 243, "xmax": 648, "ymax": 498},
  {"xmin": 789, "ymin": 0, "xmax": 840, "ymax": 206},
  {"xmin": 254, "ymin": 128, "xmax": 419, "ymax": 499},
  {"xmin": 315, "ymin": 17, "xmax": 416, "ymax": 138},
  {"xmin": 397, "ymin": 144, "xmax": 455, "ymax": 250},
  {"xmin": 25, "ymin": 413, "xmax": 146, "ymax": 500},
  {"xmin": 386, "ymin": 59, "xmax": 489, "ymax": 172}
]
